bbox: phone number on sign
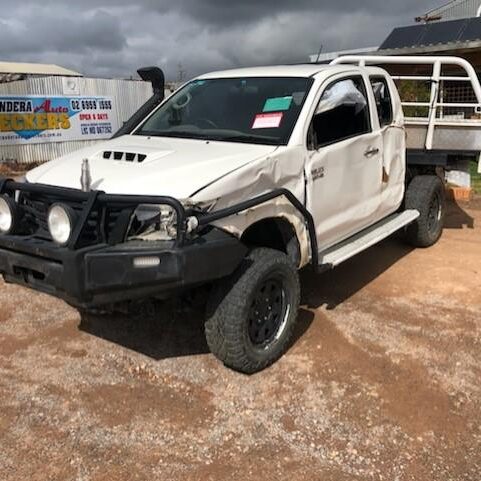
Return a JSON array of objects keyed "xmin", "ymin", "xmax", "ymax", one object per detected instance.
[
  {"xmin": 81, "ymin": 124, "xmax": 113, "ymax": 135},
  {"xmin": 71, "ymin": 99, "xmax": 112, "ymax": 111}
]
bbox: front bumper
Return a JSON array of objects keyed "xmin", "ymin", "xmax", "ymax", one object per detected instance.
[
  {"xmin": 0, "ymin": 177, "xmax": 247, "ymax": 307},
  {"xmin": 0, "ymin": 230, "xmax": 247, "ymax": 307}
]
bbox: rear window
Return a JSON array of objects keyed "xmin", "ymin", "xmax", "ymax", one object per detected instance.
[{"xmin": 370, "ymin": 77, "xmax": 394, "ymax": 128}]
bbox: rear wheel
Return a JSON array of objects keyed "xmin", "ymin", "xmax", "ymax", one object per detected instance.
[
  {"xmin": 403, "ymin": 175, "xmax": 446, "ymax": 248},
  {"xmin": 205, "ymin": 248, "xmax": 300, "ymax": 374}
]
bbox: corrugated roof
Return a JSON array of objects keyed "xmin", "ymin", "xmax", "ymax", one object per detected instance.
[
  {"xmin": 0, "ymin": 61, "xmax": 82, "ymax": 77},
  {"xmin": 380, "ymin": 16, "xmax": 481, "ymax": 50}
]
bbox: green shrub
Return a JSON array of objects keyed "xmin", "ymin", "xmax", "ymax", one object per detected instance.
[{"xmin": 470, "ymin": 160, "xmax": 481, "ymax": 195}]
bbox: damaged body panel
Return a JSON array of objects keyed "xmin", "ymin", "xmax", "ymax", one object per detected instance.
[
  {"xmin": 191, "ymin": 146, "xmax": 311, "ymax": 267},
  {"xmin": 26, "ymin": 135, "xmax": 278, "ymax": 199}
]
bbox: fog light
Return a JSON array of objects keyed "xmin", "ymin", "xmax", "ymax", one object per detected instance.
[
  {"xmin": 48, "ymin": 204, "xmax": 76, "ymax": 245},
  {"xmin": 133, "ymin": 256, "xmax": 161, "ymax": 268},
  {"xmin": 0, "ymin": 196, "xmax": 15, "ymax": 234}
]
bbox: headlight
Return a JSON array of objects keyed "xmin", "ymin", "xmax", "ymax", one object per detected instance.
[
  {"xmin": 48, "ymin": 204, "xmax": 76, "ymax": 245},
  {"xmin": 0, "ymin": 195, "xmax": 15, "ymax": 234},
  {"xmin": 129, "ymin": 204, "xmax": 178, "ymax": 241}
]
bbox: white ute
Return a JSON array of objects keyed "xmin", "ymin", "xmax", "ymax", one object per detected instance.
[{"xmin": 1, "ymin": 57, "xmax": 480, "ymax": 373}]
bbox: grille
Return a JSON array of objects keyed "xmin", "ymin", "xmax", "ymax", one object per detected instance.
[{"xmin": 20, "ymin": 192, "xmax": 129, "ymax": 247}]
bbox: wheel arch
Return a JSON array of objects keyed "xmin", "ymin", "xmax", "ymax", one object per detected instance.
[{"xmin": 240, "ymin": 216, "xmax": 301, "ymax": 267}]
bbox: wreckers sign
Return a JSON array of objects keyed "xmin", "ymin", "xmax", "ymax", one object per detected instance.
[{"xmin": 0, "ymin": 95, "xmax": 119, "ymax": 145}]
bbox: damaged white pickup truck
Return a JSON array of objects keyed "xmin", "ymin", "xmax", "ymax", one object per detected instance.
[{"xmin": 1, "ymin": 57, "xmax": 480, "ymax": 373}]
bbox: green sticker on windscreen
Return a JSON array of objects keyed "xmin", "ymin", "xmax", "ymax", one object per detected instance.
[{"xmin": 263, "ymin": 96, "xmax": 293, "ymax": 112}]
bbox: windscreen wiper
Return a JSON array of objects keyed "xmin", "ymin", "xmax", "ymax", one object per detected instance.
[
  {"xmin": 134, "ymin": 130, "xmax": 215, "ymax": 140},
  {"xmin": 222, "ymin": 134, "xmax": 279, "ymax": 145}
]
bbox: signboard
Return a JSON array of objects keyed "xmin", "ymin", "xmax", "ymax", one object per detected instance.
[{"xmin": 0, "ymin": 95, "xmax": 119, "ymax": 146}]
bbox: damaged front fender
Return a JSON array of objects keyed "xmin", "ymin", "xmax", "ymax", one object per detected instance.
[{"xmin": 190, "ymin": 146, "xmax": 314, "ymax": 268}]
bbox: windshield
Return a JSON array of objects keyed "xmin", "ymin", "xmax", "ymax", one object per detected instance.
[{"xmin": 134, "ymin": 77, "xmax": 313, "ymax": 146}]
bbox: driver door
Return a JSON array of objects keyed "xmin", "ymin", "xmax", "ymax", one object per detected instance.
[{"xmin": 305, "ymin": 74, "xmax": 383, "ymax": 251}]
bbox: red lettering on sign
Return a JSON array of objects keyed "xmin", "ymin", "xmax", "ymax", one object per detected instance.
[{"xmin": 34, "ymin": 100, "xmax": 68, "ymax": 114}]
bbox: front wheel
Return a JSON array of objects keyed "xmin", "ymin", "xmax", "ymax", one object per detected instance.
[{"xmin": 205, "ymin": 248, "xmax": 300, "ymax": 374}]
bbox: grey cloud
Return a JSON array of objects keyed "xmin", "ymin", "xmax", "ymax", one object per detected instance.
[
  {"xmin": 145, "ymin": 0, "xmax": 439, "ymax": 28},
  {"xmin": 0, "ymin": 8, "xmax": 126, "ymax": 56},
  {"xmin": 0, "ymin": 0, "xmax": 440, "ymax": 80}
]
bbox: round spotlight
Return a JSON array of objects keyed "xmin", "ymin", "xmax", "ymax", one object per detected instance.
[
  {"xmin": 48, "ymin": 204, "xmax": 76, "ymax": 245},
  {"xmin": 0, "ymin": 196, "xmax": 15, "ymax": 234}
]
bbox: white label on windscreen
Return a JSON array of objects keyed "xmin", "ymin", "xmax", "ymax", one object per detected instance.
[{"xmin": 252, "ymin": 112, "xmax": 283, "ymax": 129}]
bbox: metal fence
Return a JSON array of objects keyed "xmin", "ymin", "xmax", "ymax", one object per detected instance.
[{"xmin": 0, "ymin": 76, "xmax": 153, "ymax": 164}]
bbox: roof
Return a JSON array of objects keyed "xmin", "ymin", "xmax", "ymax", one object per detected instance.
[
  {"xmin": 380, "ymin": 16, "xmax": 481, "ymax": 51},
  {"xmin": 0, "ymin": 61, "xmax": 82, "ymax": 77},
  {"xmin": 197, "ymin": 64, "xmax": 354, "ymax": 79}
]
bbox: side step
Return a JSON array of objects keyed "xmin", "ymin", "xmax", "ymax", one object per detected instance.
[{"xmin": 318, "ymin": 210, "xmax": 420, "ymax": 269}]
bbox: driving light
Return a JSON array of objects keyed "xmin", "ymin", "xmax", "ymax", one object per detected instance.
[
  {"xmin": 0, "ymin": 196, "xmax": 15, "ymax": 234},
  {"xmin": 48, "ymin": 204, "xmax": 76, "ymax": 245}
]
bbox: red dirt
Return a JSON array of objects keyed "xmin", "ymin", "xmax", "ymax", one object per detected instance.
[{"xmin": 0, "ymin": 200, "xmax": 480, "ymax": 480}]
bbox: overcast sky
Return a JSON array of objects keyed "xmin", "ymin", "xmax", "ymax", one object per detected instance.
[{"xmin": 0, "ymin": 0, "xmax": 441, "ymax": 81}]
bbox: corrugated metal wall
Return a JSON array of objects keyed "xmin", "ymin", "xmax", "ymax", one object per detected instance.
[
  {"xmin": 426, "ymin": 0, "xmax": 481, "ymax": 21},
  {"xmin": 0, "ymin": 76, "xmax": 153, "ymax": 164}
]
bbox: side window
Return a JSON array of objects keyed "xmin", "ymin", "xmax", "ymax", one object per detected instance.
[
  {"xmin": 370, "ymin": 77, "xmax": 393, "ymax": 128},
  {"xmin": 308, "ymin": 76, "xmax": 371, "ymax": 150}
]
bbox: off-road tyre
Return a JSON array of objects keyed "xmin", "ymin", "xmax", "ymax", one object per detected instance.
[
  {"xmin": 205, "ymin": 248, "xmax": 300, "ymax": 374},
  {"xmin": 403, "ymin": 175, "xmax": 446, "ymax": 248}
]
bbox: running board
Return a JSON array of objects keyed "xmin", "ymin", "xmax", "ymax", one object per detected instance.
[{"xmin": 318, "ymin": 210, "xmax": 420, "ymax": 269}]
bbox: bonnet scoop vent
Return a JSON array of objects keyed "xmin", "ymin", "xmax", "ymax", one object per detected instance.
[{"xmin": 102, "ymin": 151, "xmax": 147, "ymax": 163}]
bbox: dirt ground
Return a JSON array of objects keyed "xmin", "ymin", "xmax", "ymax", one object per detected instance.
[{"xmin": 0, "ymin": 200, "xmax": 480, "ymax": 481}]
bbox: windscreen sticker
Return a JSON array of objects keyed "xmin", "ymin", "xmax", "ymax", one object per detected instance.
[
  {"xmin": 263, "ymin": 96, "xmax": 293, "ymax": 112},
  {"xmin": 252, "ymin": 112, "xmax": 284, "ymax": 129}
]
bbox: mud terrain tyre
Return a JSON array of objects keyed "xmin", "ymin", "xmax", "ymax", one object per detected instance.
[
  {"xmin": 205, "ymin": 248, "xmax": 300, "ymax": 374},
  {"xmin": 403, "ymin": 175, "xmax": 446, "ymax": 248}
]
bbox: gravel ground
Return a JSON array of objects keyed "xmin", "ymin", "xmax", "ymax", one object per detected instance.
[{"xmin": 0, "ymin": 200, "xmax": 480, "ymax": 481}]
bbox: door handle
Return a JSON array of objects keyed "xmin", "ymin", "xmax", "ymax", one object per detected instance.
[{"xmin": 364, "ymin": 147, "xmax": 380, "ymax": 157}]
